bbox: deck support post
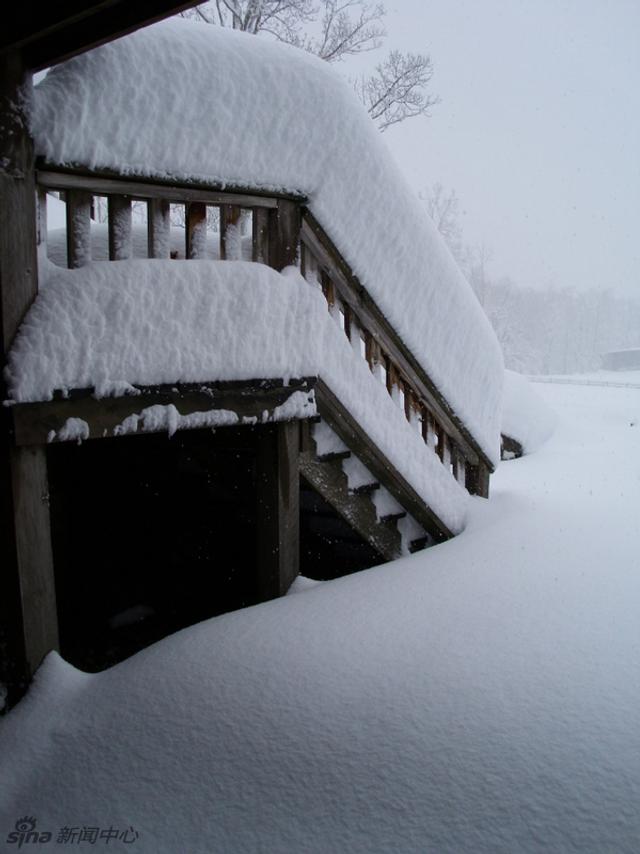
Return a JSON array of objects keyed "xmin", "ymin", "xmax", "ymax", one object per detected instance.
[
  {"xmin": 0, "ymin": 50, "xmax": 58, "ymax": 707},
  {"xmin": 256, "ymin": 422, "xmax": 300, "ymax": 600},
  {"xmin": 268, "ymin": 199, "xmax": 301, "ymax": 271}
]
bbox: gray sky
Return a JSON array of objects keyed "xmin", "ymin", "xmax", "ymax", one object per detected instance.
[{"xmin": 351, "ymin": 0, "xmax": 639, "ymax": 296}]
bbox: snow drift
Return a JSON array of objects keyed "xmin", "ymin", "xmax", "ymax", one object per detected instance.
[
  {"xmin": 1, "ymin": 383, "xmax": 639, "ymax": 852},
  {"xmin": 501, "ymin": 370, "xmax": 557, "ymax": 454},
  {"xmin": 31, "ymin": 19, "xmax": 503, "ymax": 464},
  {"xmin": 502, "ymin": 371, "xmax": 557, "ymax": 454}
]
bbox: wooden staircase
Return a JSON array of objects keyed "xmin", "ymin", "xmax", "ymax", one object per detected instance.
[{"xmin": 299, "ymin": 416, "xmax": 437, "ymax": 564}]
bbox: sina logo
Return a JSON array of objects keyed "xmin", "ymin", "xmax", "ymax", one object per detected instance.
[{"xmin": 6, "ymin": 816, "xmax": 52, "ymax": 846}]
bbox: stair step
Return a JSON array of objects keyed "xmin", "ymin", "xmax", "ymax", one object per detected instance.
[
  {"xmin": 380, "ymin": 511, "xmax": 407, "ymax": 524},
  {"xmin": 409, "ymin": 536, "xmax": 430, "ymax": 553},
  {"xmin": 317, "ymin": 450, "xmax": 351, "ymax": 463},
  {"xmin": 352, "ymin": 481, "xmax": 380, "ymax": 496}
]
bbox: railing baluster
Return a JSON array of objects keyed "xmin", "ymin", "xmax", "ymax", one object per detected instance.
[
  {"xmin": 186, "ymin": 201, "xmax": 207, "ymax": 259},
  {"xmin": 147, "ymin": 198, "xmax": 170, "ymax": 258},
  {"xmin": 252, "ymin": 207, "xmax": 269, "ymax": 263},
  {"xmin": 66, "ymin": 190, "xmax": 92, "ymax": 268},
  {"xmin": 221, "ymin": 204, "xmax": 242, "ymax": 260},
  {"xmin": 108, "ymin": 195, "xmax": 132, "ymax": 260}
]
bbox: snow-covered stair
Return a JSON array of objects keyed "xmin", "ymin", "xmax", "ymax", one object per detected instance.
[{"xmin": 299, "ymin": 418, "xmax": 433, "ymax": 561}]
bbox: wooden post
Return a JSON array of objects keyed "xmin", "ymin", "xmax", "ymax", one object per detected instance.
[
  {"xmin": 467, "ymin": 463, "xmax": 490, "ymax": 498},
  {"xmin": 220, "ymin": 204, "xmax": 242, "ymax": 260},
  {"xmin": 268, "ymin": 199, "xmax": 300, "ymax": 271},
  {"xmin": 320, "ymin": 270, "xmax": 336, "ymax": 311},
  {"xmin": 185, "ymin": 201, "xmax": 207, "ymax": 259},
  {"xmin": 255, "ymin": 422, "xmax": 300, "ymax": 599},
  {"xmin": 66, "ymin": 189, "xmax": 92, "ymax": 268},
  {"xmin": 108, "ymin": 195, "xmax": 132, "ymax": 260},
  {"xmin": 252, "ymin": 207, "xmax": 269, "ymax": 263},
  {"xmin": 147, "ymin": 198, "xmax": 170, "ymax": 258},
  {"xmin": 0, "ymin": 51, "xmax": 58, "ymax": 706}
]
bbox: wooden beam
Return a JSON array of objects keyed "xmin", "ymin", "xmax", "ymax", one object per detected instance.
[
  {"xmin": 0, "ymin": 52, "xmax": 58, "ymax": 705},
  {"xmin": 315, "ymin": 379, "xmax": 452, "ymax": 542},
  {"xmin": 0, "ymin": 52, "xmax": 39, "ymax": 353},
  {"xmin": 256, "ymin": 422, "xmax": 300, "ymax": 599},
  {"xmin": 37, "ymin": 168, "xmax": 297, "ymax": 208},
  {"xmin": 11, "ymin": 2, "xmax": 203, "ymax": 72},
  {"xmin": 11, "ymin": 378, "xmax": 318, "ymax": 447}
]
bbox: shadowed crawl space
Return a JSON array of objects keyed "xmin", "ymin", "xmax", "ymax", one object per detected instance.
[{"xmin": 47, "ymin": 426, "xmax": 378, "ymax": 670}]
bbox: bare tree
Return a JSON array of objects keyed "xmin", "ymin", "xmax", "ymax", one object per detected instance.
[
  {"xmin": 295, "ymin": 1, "xmax": 385, "ymax": 62},
  {"xmin": 356, "ymin": 50, "xmax": 438, "ymax": 131},
  {"xmin": 181, "ymin": 1, "xmax": 437, "ymax": 129}
]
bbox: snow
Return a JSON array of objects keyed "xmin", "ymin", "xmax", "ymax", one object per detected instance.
[
  {"xmin": 501, "ymin": 369, "xmax": 557, "ymax": 454},
  {"xmin": 5, "ymin": 259, "xmax": 467, "ymax": 532},
  {"xmin": 31, "ymin": 19, "xmax": 503, "ymax": 464},
  {"xmin": 1, "ymin": 382, "xmax": 638, "ymax": 852}
]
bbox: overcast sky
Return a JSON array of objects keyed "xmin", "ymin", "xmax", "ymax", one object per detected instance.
[{"xmin": 350, "ymin": 0, "xmax": 639, "ymax": 296}]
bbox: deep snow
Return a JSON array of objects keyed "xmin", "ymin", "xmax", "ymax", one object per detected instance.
[
  {"xmin": 5, "ymin": 259, "xmax": 467, "ymax": 532},
  {"xmin": 501, "ymin": 369, "xmax": 557, "ymax": 453},
  {"xmin": 31, "ymin": 19, "xmax": 503, "ymax": 464},
  {"xmin": 1, "ymin": 381, "xmax": 638, "ymax": 853}
]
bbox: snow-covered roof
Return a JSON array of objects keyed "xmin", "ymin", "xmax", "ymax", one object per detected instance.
[
  {"xmin": 31, "ymin": 19, "xmax": 503, "ymax": 465},
  {"xmin": 6, "ymin": 260, "xmax": 468, "ymax": 532}
]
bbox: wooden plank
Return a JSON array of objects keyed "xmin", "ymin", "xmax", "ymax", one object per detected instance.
[
  {"xmin": 66, "ymin": 189, "xmax": 92, "ymax": 268},
  {"xmin": 11, "ymin": 377, "xmax": 318, "ymax": 447},
  {"xmin": 186, "ymin": 201, "xmax": 207, "ymax": 259},
  {"xmin": 37, "ymin": 168, "xmax": 293, "ymax": 208},
  {"xmin": 147, "ymin": 198, "xmax": 170, "ymax": 258},
  {"xmin": 301, "ymin": 213, "xmax": 490, "ymax": 471},
  {"xmin": 108, "ymin": 195, "xmax": 132, "ymax": 260},
  {"xmin": 315, "ymin": 379, "xmax": 452, "ymax": 541},
  {"xmin": 256, "ymin": 422, "xmax": 300, "ymax": 599},
  {"xmin": 299, "ymin": 451, "xmax": 400, "ymax": 562},
  {"xmin": 220, "ymin": 205, "xmax": 242, "ymax": 261},
  {"xmin": 252, "ymin": 207, "xmax": 270, "ymax": 263},
  {"xmin": 268, "ymin": 199, "xmax": 301, "ymax": 271}
]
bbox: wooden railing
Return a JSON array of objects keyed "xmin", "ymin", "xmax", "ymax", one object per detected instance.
[
  {"xmin": 36, "ymin": 168, "xmax": 302, "ymax": 269},
  {"xmin": 35, "ymin": 165, "xmax": 492, "ymax": 498},
  {"xmin": 299, "ymin": 212, "xmax": 492, "ymax": 497}
]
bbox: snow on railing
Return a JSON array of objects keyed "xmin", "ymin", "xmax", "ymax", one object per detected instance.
[
  {"xmin": 300, "ymin": 217, "xmax": 488, "ymax": 497},
  {"xmin": 37, "ymin": 168, "xmax": 491, "ymax": 498}
]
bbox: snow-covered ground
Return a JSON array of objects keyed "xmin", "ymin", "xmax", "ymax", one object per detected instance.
[{"xmin": 1, "ymin": 381, "xmax": 639, "ymax": 853}]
